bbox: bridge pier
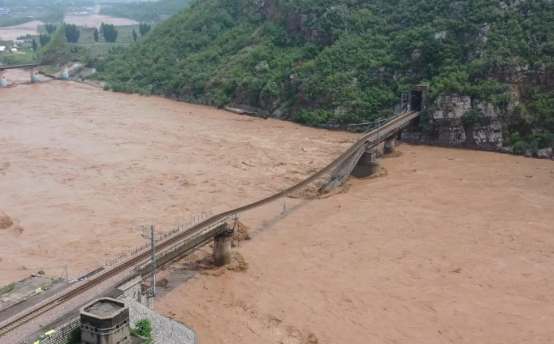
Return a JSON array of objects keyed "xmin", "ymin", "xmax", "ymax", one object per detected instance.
[
  {"xmin": 384, "ymin": 137, "xmax": 396, "ymax": 155},
  {"xmin": 30, "ymin": 67, "xmax": 39, "ymax": 83},
  {"xmin": 351, "ymin": 150, "xmax": 379, "ymax": 178},
  {"xmin": 60, "ymin": 64, "xmax": 69, "ymax": 79},
  {"xmin": 0, "ymin": 70, "xmax": 6, "ymax": 87},
  {"xmin": 214, "ymin": 226, "xmax": 234, "ymax": 267}
]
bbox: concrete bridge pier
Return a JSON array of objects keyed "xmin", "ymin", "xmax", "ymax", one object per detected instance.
[
  {"xmin": 384, "ymin": 137, "xmax": 396, "ymax": 155},
  {"xmin": 30, "ymin": 67, "xmax": 39, "ymax": 83},
  {"xmin": 60, "ymin": 64, "xmax": 69, "ymax": 79},
  {"xmin": 351, "ymin": 150, "xmax": 380, "ymax": 178},
  {"xmin": 214, "ymin": 226, "xmax": 234, "ymax": 267},
  {"xmin": 0, "ymin": 70, "xmax": 7, "ymax": 87}
]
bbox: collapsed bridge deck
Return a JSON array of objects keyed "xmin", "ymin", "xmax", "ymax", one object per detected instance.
[{"xmin": 0, "ymin": 110, "xmax": 420, "ymax": 342}]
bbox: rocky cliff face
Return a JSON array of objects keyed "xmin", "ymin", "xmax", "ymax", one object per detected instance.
[{"xmin": 403, "ymin": 94, "xmax": 503, "ymax": 150}]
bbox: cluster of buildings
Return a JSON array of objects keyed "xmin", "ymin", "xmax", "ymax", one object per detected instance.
[
  {"xmin": 0, "ymin": 6, "xmax": 35, "ymax": 16},
  {"xmin": 0, "ymin": 37, "xmax": 33, "ymax": 53},
  {"xmin": 66, "ymin": 6, "xmax": 95, "ymax": 16},
  {"xmin": 0, "ymin": 7, "xmax": 12, "ymax": 16}
]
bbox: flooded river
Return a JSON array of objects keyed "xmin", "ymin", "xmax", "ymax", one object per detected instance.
[
  {"xmin": 0, "ymin": 15, "xmax": 136, "ymax": 40},
  {"xmin": 1, "ymin": 69, "xmax": 554, "ymax": 343}
]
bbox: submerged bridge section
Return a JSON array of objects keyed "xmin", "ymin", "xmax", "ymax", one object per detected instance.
[
  {"xmin": 0, "ymin": 87, "xmax": 427, "ymax": 343},
  {"xmin": 0, "ymin": 63, "xmax": 40, "ymax": 70},
  {"xmin": 0, "ymin": 63, "xmax": 69, "ymax": 86}
]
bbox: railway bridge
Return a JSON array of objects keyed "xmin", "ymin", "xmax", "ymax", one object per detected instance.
[
  {"xmin": 0, "ymin": 86, "xmax": 428, "ymax": 344},
  {"xmin": 0, "ymin": 63, "xmax": 69, "ymax": 86}
]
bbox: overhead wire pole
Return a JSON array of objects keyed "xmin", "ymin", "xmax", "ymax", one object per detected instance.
[
  {"xmin": 140, "ymin": 224, "xmax": 157, "ymax": 308},
  {"xmin": 150, "ymin": 225, "xmax": 156, "ymax": 302}
]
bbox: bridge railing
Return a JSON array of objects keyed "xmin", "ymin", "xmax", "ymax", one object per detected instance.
[
  {"xmin": 102, "ymin": 210, "xmax": 214, "ymax": 267},
  {"xmin": 315, "ymin": 104, "xmax": 411, "ymax": 133},
  {"xmin": 134, "ymin": 216, "xmax": 231, "ymax": 274},
  {"xmin": 0, "ymin": 63, "xmax": 40, "ymax": 70}
]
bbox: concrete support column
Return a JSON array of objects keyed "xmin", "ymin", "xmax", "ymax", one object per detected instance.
[
  {"xmin": 0, "ymin": 70, "xmax": 7, "ymax": 87},
  {"xmin": 60, "ymin": 64, "xmax": 69, "ymax": 79},
  {"xmin": 384, "ymin": 137, "xmax": 396, "ymax": 155},
  {"xmin": 214, "ymin": 227, "xmax": 233, "ymax": 267},
  {"xmin": 351, "ymin": 150, "xmax": 379, "ymax": 178},
  {"xmin": 30, "ymin": 67, "xmax": 39, "ymax": 83}
]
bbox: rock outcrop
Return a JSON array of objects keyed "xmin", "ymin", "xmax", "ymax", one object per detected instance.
[{"xmin": 403, "ymin": 94, "xmax": 503, "ymax": 150}]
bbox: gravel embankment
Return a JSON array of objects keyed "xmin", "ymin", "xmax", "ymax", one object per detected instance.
[{"xmin": 125, "ymin": 296, "xmax": 198, "ymax": 344}]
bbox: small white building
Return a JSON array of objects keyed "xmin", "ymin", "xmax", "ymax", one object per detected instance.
[{"xmin": 0, "ymin": 46, "xmax": 5, "ymax": 52}]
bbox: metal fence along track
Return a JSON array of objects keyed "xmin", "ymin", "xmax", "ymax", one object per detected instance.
[{"xmin": 0, "ymin": 111, "xmax": 419, "ymax": 340}]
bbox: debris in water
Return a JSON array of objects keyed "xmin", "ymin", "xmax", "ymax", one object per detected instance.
[{"xmin": 0, "ymin": 211, "xmax": 13, "ymax": 230}]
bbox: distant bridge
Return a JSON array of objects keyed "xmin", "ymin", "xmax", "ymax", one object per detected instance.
[
  {"xmin": 0, "ymin": 63, "xmax": 69, "ymax": 86},
  {"xmin": 0, "ymin": 63, "xmax": 40, "ymax": 70}
]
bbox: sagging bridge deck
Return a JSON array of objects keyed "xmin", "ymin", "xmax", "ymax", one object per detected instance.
[{"xmin": 0, "ymin": 110, "xmax": 420, "ymax": 341}]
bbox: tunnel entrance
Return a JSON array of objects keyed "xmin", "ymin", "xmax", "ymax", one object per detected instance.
[
  {"xmin": 408, "ymin": 85, "xmax": 429, "ymax": 112},
  {"xmin": 410, "ymin": 91, "xmax": 423, "ymax": 111}
]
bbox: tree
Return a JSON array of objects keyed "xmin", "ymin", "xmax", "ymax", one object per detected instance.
[
  {"xmin": 139, "ymin": 23, "xmax": 151, "ymax": 37},
  {"xmin": 93, "ymin": 28, "xmax": 99, "ymax": 43},
  {"xmin": 39, "ymin": 34, "xmax": 51, "ymax": 47},
  {"xmin": 65, "ymin": 24, "xmax": 80, "ymax": 43},
  {"xmin": 132, "ymin": 29, "xmax": 138, "ymax": 42},
  {"xmin": 32, "ymin": 39, "xmax": 38, "ymax": 52},
  {"xmin": 102, "ymin": 24, "xmax": 118, "ymax": 43},
  {"xmin": 45, "ymin": 24, "xmax": 57, "ymax": 34}
]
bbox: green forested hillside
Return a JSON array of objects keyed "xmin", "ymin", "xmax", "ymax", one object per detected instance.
[{"xmin": 96, "ymin": 0, "xmax": 554, "ymax": 139}]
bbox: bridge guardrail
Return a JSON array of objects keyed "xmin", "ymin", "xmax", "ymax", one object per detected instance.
[{"xmin": 102, "ymin": 210, "xmax": 213, "ymax": 268}]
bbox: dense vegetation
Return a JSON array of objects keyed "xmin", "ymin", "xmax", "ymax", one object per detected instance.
[
  {"xmin": 93, "ymin": 0, "xmax": 554, "ymax": 146},
  {"xmin": 38, "ymin": 25, "xmax": 71, "ymax": 64},
  {"xmin": 65, "ymin": 24, "xmax": 81, "ymax": 43},
  {"xmin": 101, "ymin": 23, "xmax": 119, "ymax": 43},
  {"xmin": 139, "ymin": 23, "xmax": 152, "ymax": 37},
  {"xmin": 100, "ymin": 0, "xmax": 190, "ymax": 23},
  {"xmin": 45, "ymin": 24, "xmax": 57, "ymax": 35},
  {"xmin": 130, "ymin": 319, "xmax": 153, "ymax": 343}
]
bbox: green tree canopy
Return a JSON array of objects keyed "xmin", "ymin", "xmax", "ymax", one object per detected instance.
[{"xmin": 65, "ymin": 24, "xmax": 80, "ymax": 43}]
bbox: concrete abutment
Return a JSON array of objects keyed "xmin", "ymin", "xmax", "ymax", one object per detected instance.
[
  {"xmin": 384, "ymin": 137, "xmax": 396, "ymax": 155},
  {"xmin": 30, "ymin": 67, "xmax": 39, "ymax": 83},
  {"xmin": 351, "ymin": 150, "xmax": 380, "ymax": 178},
  {"xmin": 0, "ymin": 70, "xmax": 6, "ymax": 87},
  {"xmin": 61, "ymin": 64, "xmax": 69, "ymax": 79},
  {"xmin": 214, "ymin": 227, "xmax": 234, "ymax": 267}
]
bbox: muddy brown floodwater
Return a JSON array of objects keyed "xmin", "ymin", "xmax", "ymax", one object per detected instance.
[
  {"xmin": 0, "ymin": 21, "xmax": 44, "ymax": 41},
  {"xmin": 2, "ymin": 69, "xmax": 554, "ymax": 344},
  {"xmin": 0, "ymin": 15, "xmax": 136, "ymax": 41},
  {"xmin": 63, "ymin": 15, "xmax": 138, "ymax": 28}
]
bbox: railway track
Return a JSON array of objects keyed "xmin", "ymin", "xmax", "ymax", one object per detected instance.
[
  {"xmin": 0, "ymin": 63, "xmax": 40, "ymax": 70},
  {"xmin": 0, "ymin": 110, "xmax": 419, "ymax": 341}
]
